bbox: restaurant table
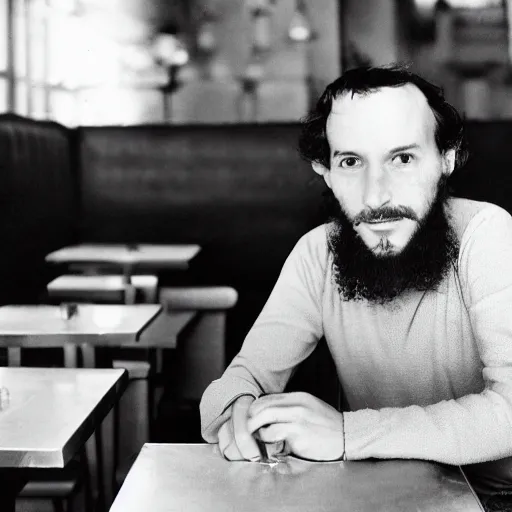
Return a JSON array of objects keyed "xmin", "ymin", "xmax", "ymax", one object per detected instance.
[
  {"xmin": 109, "ymin": 444, "xmax": 484, "ymax": 512},
  {"xmin": 0, "ymin": 366, "xmax": 127, "ymax": 512},
  {"xmin": 45, "ymin": 243, "xmax": 201, "ymax": 281},
  {"xmin": 0, "ymin": 303, "xmax": 194, "ymax": 364},
  {"xmin": 0, "ymin": 304, "xmax": 162, "ymax": 343},
  {"xmin": 0, "ymin": 304, "xmax": 196, "ymax": 508},
  {"xmin": 47, "ymin": 274, "xmax": 160, "ymax": 304}
]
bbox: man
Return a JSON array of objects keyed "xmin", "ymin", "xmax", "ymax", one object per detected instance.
[{"xmin": 199, "ymin": 66, "xmax": 512, "ymax": 509}]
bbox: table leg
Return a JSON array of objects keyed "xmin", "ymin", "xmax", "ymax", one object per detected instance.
[
  {"xmin": 0, "ymin": 471, "xmax": 26, "ymax": 512},
  {"xmin": 95, "ymin": 423, "xmax": 107, "ymax": 511},
  {"xmin": 81, "ymin": 343, "xmax": 117, "ymax": 509},
  {"xmin": 122, "ymin": 263, "xmax": 134, "ymax": 286}
]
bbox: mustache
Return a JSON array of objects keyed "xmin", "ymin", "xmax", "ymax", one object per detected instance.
[{"xmin": 353, "ymin": 205, "xmax": 418, "ymax": 226}]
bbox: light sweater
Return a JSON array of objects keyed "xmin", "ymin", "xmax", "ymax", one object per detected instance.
[{"xmin": 200, "ymin": 198, "xmax": 512, "ymax": 493}]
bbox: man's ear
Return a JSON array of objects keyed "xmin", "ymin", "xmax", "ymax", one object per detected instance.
[
  {"xmin": 311, "ymin": 161, "xmax": 332, "ymax": 188},
  {"xmin": 442, "ymin": 149, "xmax": 456, "ymax": 176}
]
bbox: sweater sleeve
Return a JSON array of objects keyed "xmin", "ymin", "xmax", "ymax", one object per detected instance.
[
  {"xmin": 343, "ymin": 206, "xmax": 512, "ymax": 466},
  {"xmin": 200, "ymin": 228, "xmax": 327, "ymax": 442}
]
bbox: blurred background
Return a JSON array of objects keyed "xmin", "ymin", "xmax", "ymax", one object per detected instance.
[
  {"xmin": 0, "ymin": 0, "xmax": 510, "ymax": 126},
  {"xmin": 2, "ymin": 5, "xmax": 512, "ymax": 509}
]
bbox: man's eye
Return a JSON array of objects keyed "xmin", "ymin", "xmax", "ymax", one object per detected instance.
[
  {"xmin": 393, "ymin": 153, "xmax": 414, "ymax": 165},
  {"xmin": 340, "ymin": 157, "xmax": 360, "ymax": 169}
]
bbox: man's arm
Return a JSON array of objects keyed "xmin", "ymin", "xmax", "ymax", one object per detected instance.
[
  {"xmin": 200, "ymin": 227, "xmax": 328, "ymax": 442},
  {"xmin": 341, "ymin": 206, "xmax": 512, "ymax": 465}
]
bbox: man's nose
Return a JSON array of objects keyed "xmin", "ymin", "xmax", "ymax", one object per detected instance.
[{"xmin": 362, "ymin": 168, "xmax": 392, "ymax": 210}]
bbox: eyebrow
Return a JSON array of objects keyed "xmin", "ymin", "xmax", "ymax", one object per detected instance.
[{"xmin": 332, "ymin": 144, "xmax": 421, "ymax": 159}]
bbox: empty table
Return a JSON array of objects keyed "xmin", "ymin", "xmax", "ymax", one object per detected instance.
[
  {"xmin": 47, "ymin": 274, "xmax": 159, "ymax": 304},
  {"xmin": 0, "ymin": 304, "xmax": 196, "ymax": 508},
  {"xmin": 45, "ymin": 244, "xmax": 201, "ymax": 280},
  {"xmin": 0, "ymin": 304, "xmax": 194, "ymax": 365},
  {"xmin": 0, "ymin": 367, "xmax": 127, "ymax": 512},
  {"xmin": 110, "ymin": 444, "xmax": 484, "ymax": 512},
  {"xmin": 0, "ymin": 304, "xmax": 162, "ymax": 348}
]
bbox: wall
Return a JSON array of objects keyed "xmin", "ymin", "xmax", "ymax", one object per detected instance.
[{"xmin": 343, "ymin": 0, "xmax": 399, "ymax": 67}]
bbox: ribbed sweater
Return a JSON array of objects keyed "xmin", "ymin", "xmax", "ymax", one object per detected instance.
[{"xmin": 200, "ymin": 198, "xmax": 512, "ymax": 494}]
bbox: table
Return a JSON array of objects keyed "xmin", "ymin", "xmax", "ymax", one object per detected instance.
[
  {"xmin": 47, "ymin": 274, "xmax": 159, "ymax": 304},
  {"xmin": 0, "ymin": 304, "xmax": 162, "ymax": 349},
  {"xmin": 45, "ymin": 243, "xmax": 201, "ymax": 278},
  {"xmin": 0, "ymin": 304, "xmax": 194, "ymax": 368},
  {"xmin": 0, "ymin": 367, "xmax": 127, "ymax": 512},
  {"xmin": 109, "ymin": 444, "xmax": 484, "ymax": 512},
  {"xmin": 0, "ymin": 304, "xmax": 196, "ymax": 508}
]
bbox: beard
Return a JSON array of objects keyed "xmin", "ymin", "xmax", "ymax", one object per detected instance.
[{"xmin": 326, "ymin": 175, "xmax": 459, "ymax": 305}]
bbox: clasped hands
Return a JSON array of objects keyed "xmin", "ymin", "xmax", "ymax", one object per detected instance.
[{"xmin": 218, "ymin": 392, "xmax": 345, "ymax": 462}]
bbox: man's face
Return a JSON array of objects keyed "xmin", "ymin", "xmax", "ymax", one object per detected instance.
[{"xmin": 314, "ymin": 84, "xmax": 455, "ymax": 256}]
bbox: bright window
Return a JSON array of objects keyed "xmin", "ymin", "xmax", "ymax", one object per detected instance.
[
  {"xmin": 0, "ymin": 77, "xmax": 7, "ymax": 112},
  {"xmin": 31, "ymin": 85, "xmax": 46, "ymax": 118},
  {"xmin": 49, "ymin": 89, "xmax": 76, "ymax": 126},
  {"xmin": 415, "ymin": 0, "xmax": 502, "ymax": 7},
  {"xmin": 0, "ymin": 0, "xmax": 7, "ymax": 71},
  {"xmin": 15, "ymin": 80, "xmax": 28, "ymax": 115},
  {"xmin": 29, "ymin": 17, "xmax": 46, "ymax": 83},
  {"xmin": 14, "ymin": 0, "xmax": 27, "ymax": 79},
  {"xmin": 447, "ymin": 0, "xmax": 502, "ymax": 7}
]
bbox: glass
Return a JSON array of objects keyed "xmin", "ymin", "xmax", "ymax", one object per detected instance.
[
  {"xmin": 255, "ymin": 438, "xmax": 286, "ymax": 466},
  {"xmin": 59, "ymin": 302, "xmax": 78, "ymax": 320}
]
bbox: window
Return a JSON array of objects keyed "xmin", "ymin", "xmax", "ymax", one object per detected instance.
[
  {"xmin": 0, "ymin": 0, "xmax": 7, "ymax": 71},
  {"xmin": 49, "ymin": 88, "xmax": 76, "ymax": 126},
  {"xmin": 0, "ymin": 77, "xmax": 8, "ymax": 112},
  {"xmin": 15, "ymin": 80, "xmax": 27, "ymax": 114},
  {"xmin": 13, "ymin": 0, "xmax": 26, "ymax": 80},
  {"xmin": 415, "ymin": 0, "xmax": 503, "ymax": 7},
  {"xmin": 447, "ymin": 0, "xmax": 502, "ymax": 7}
]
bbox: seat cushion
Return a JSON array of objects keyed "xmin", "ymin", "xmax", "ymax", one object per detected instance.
[{"xmin": 160, "ymin": 286, "xmax": 238, "ymax": 311}]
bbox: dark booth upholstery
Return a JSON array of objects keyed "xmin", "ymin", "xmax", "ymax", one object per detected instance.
[
  {"xmin": 1, "ymin": 115, "xmax": 512, "ymax": 393},
  {"xmin": 0, "ymin": 114, "xmax": 78, "ymax": 305},
  {"xmin": 75, "ymin": 124, "xmax": 326, "ymax": 290}
]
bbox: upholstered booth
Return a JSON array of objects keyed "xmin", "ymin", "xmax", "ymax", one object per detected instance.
[
  {"xmin": 1, "ymin": 115, "xmax": 512, "ymax": 400},
  {"xmin": 74, "ymin": 123, "xmax": 327, "ymax": 362},
  {"xmin": 2, "ymin": 113, "xmax": 512, "ymax": 511},
  {"xmin": 0, "ymin": 114, "xmax": 79, "ymax": 306}
]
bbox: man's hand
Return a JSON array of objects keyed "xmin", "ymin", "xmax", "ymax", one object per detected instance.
[
  {"xmin": 246, "ymin": 392, "xmax": 345, "ymax": 461},
  {"xmin": 217, "ymin": 395, "xmax": 261, "ymax": 461}
]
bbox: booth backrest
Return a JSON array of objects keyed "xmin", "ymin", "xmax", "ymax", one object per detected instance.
[
  {"xmin": 75, "ymin": 120, "xmax": 512, "ymax": 287},
  {"xmin": 76, "ymin": 124, "xmax": 326, "ymax": 287},
  {"xmin": 2, "ymin": 116, "xmax": 512, "ymax": 356},
  {"xmin": 0, "ymin": 114, "xmax": 78, "ymax": 304},
  {"xmin": 449, "ymin": 121, "xmax": 512, "ymax": 214}
]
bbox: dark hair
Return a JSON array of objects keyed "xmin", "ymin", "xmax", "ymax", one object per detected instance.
[{"xmin": 298, "ymin": 65, "xmax": 468, "ymax": 171}]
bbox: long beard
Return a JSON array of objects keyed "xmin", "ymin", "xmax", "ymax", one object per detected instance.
[{"xmin": 326, "ymin": 176, "xmax": 459, "ymax": 305}]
